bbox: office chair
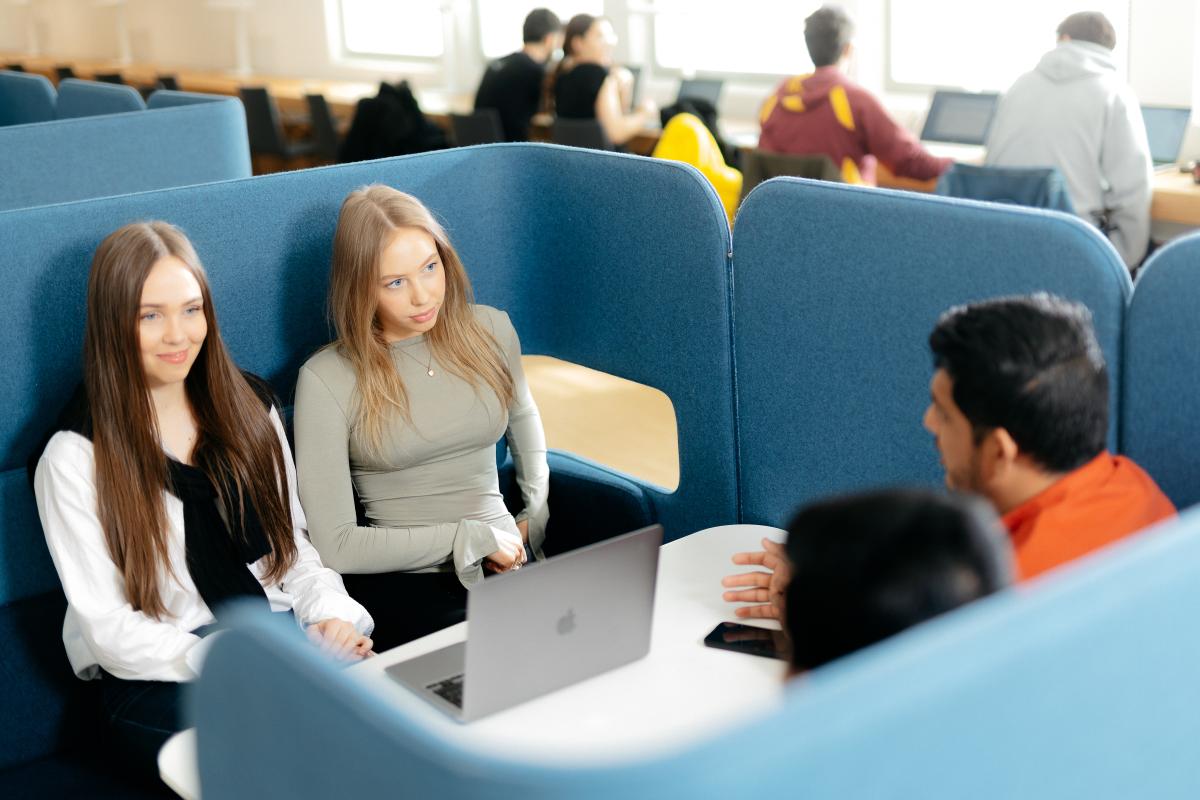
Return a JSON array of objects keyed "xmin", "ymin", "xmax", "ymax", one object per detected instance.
[
  {"xmin": 551, "ymin": 118, "xmax": 613, "ymax": 151},
  {"xmin": 239, "ymin": 86, "xmax": 316, "ymax": 161},
  {"xmin": 93, "ymin": 72, "xmax": 125, "ymax": 85},
  {"xmin": 157, "ymin": 75, "xmax": 180, "ymax": 91},
  {"xmin": 4, "ymin": 63, "xmax": 25, "ymax": 72},
  {"xmin": 54, "ymin": 65, "xmax": 76, "ymax": 83},
  {"xmin": 739, "ymin": 149, "xmax": 842, "ymax": 204},
  {"xmin": 305, "ymin": 93, "xmax": 341, "ymax": 161},
  {"xmin": 449, "ymin": 108, "xmax": 504, "ymax": 146},
  {"xmin": 935, "ymin": 163, "xmax": 1075, "ymax": 213}
]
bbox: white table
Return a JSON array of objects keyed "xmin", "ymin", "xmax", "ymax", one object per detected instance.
[{"xmin": 159, "ymin": 523, "xmax": 787, "ymax": 798}]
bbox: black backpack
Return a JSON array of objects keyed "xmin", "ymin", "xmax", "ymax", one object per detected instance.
[{"xmin": 338, "ymin": 80, "xmax": 450, "ymax": 163}]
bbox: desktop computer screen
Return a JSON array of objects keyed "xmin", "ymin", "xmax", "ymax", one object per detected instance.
[
  {"xmin": 1141, "ymin": 105, "xmax": 1192, "ymax": 166},
  {"xmin": 920, "ymin": 90, "xmax": 1000, "ymax": 146}
]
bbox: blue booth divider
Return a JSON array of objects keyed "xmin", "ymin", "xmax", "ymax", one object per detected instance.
[
  {"xmin": 0, "ymin": 90, "xmax": 251, "ymax": 211},
  {"xmin": 1122, "ymin": 231, "xmax": 1200, "ymax": 510},
  {"xmin": 54, "ymin": 77, "xmax": 146, "ymax": 118},
  {"xmin": 0, "ymin": 69, "xmax": 56, "ymax": 126},
  {"xmin": 731, "ymin": 178, "xmax": 1132, "ymax": 527},
  {"xmin": 194, "ymin": 505, "xmax": 1200, "ymax": 798}
]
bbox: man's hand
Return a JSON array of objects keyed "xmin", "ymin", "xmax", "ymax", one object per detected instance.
[
  {"xmin": 720, "ymin": 538, "xmax": 791, "ymax": 620},
  {"xmin": 307, "ymin": 619, "xmax": 373, "ymax": 661}
]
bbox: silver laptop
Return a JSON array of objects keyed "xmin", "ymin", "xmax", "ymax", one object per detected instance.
[
  {"xmin": 1141, "ymin": 105, "xmax": 1192, "ymax": 171},
  {"xmin": 385, "ymin": 524, "xmax": 662, "ymax": 722}
]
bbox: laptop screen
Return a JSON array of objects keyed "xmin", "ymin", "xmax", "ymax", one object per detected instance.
[
  {"xmin": 1141, "ymin": 105, "xmax": 1192, "ymax": 165},
  {"xmin": 677, "ymin": 78, "xmax": 723, "ymax": 108},
  {"xmin": 920, "ymin": 90, "xmax": 1000, "ymax": 146}
]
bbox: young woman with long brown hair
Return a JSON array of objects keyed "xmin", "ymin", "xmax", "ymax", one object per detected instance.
[
  {"xmin": 294, "ymin": 185, "xmax": 549, "ymax": 652},
  {"xmin": 34, "ymin": 221, "xmax": 373, "ymax": 781}
]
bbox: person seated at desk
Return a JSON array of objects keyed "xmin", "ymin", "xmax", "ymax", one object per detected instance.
[
  {"xmin": 985, "ymin": 12, "xmax": 1152, "ymax": 269},
  {"xmin": 34, "ymin": 222, "xmax": 373, "ymax": 784},
  {"xmin": 757, "ymin": 4, "xmax": 951, "ymax": 185},
  {"xmin": 474, "ymin": 8, "xmax": 563, "ymax": 142},
  {"xmin": 725, "ymin": 294, "xmax": 1175, "ymax": 620},
  {"xmin": 549, "ymin": 13, "xmax": 657, "ymax": 147},
  {"xmin": 294, "ymin": 185, "xmax": 549, "ymax": 653},
  {"xmin": 783, "ymin": 489, "xmax": 1012, "ymax": 675}
]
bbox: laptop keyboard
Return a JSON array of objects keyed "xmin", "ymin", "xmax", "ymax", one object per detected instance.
[{"xmin": 427, "ymin": 674, "xmax": 465, "ymax": 708}]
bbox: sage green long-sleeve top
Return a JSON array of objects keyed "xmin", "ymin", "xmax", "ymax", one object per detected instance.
[{"xmin": 293, "ymin": 305, "xmax": 549, "ymax": 586}]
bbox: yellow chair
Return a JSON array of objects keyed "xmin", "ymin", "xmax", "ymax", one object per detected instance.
[{"xmin": 652, "ymin": 113, "xmax": 742, "ymax": 223}]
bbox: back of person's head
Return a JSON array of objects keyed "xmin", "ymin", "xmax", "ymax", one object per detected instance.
[
  {"xmin": 928, "ymin": 293, "xmax": 1108, "ymax": 474},
  {"xmin": 785, "ymin": 488, "xmax": 1012, "ymax": 673},
  {"xmin": 804, "ymin": 5, "xmax": 854, "ymax": 68},
  {"xmin": 1056, "ymin": 11, "xmax": 1117, "ymax": 50},
  {"xmin": 562, "ymin": 13, "xmax": 598, "ymax": 59},
  {"xmin": 523, "ymin": 8, "xmax": 562, "ymax": 44}
]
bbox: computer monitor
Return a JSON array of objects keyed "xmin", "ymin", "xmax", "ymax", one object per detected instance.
[
  {"xmin": 677, "ymin": 78, "xmax": 723, "ymax": 108},
  {"xmin": 920, "ymin": 90, "xmax": 1000, "ymax": 146},
  {"xmin": 1141, "ymin": 105, "xmax": 1192, "ymax": 166}
]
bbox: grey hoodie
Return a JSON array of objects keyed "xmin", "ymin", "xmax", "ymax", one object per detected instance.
[{"xmin": 986, "ymin": 40, "xmax": 1152, "ymax": 267}]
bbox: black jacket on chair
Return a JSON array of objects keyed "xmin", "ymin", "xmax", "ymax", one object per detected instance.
[{"xmin": 337, "ymin": 81, "xmax": 449, "ymax": 163}]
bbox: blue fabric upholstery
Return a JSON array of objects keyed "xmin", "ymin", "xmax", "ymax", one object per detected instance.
[
  {"xmin": 194, "ymin": 506, "xmax": 1200, "ymax": 797},
  {"xmin": 0, "ymin": 94, "xmax": 251, "ymax": 211},
  {"xmin": 1121, "ymin": 232, "xmax": 1200, "ymax": 510},
  {"xmin": 147, "ymin": 89, "xmax": 238, "ymax": 109},
  {"xmin": 0, "ymin": 70, "xmax": 56, "ymax": 126},
  {"xmin": 54, "ymin": 77, "xmax": 146, "ymax": 119},
  {"xmin": 935, "ymin": 162, "xmax": 1076, "ymax": 213},
  {"xmin": 732, "ymin": 178, "xmax": 1129, "ymax": 526}
]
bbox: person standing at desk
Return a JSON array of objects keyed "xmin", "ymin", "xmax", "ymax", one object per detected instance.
[
  {"xmin": 549, "ymin": 13, "xmax": 657, "ymax": 147},
  {"xmin": 757, "ymin": 4, "xmax": 951, "ymax": 184},
  {"xmin": 985, "ymin": 12, "xmax": 1153, "ymax": 269},
  {"xmin": 474, "ymin": 8, "xmax": 563, "ymax": 142}
]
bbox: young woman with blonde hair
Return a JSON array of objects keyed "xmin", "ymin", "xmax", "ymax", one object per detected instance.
[
  {"xmin": 34, "ymin": 221, "xmax": 373, "ymax": 781},
  {"xmin": 294, "ymin": 185, "xmax": 549, "ymax": 651}
]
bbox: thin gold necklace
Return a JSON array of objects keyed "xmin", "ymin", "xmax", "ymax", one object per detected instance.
[{"xmin": 397, "ymin": 342, "xmax": 435, "ymax": 377}]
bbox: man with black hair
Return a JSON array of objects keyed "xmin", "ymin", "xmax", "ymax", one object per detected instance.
[
  {"xmin": 474, "ymin": 8, "xmax": 563, "ymax": 142},
  {"xmin": 986, "ymin": 12, "xmax": 1152, "ymax": 269},
  {"xmin": 757, "ymin": 4, "xmax": 950, "ymax": 184},
  {"xmin": 923, "ymin": 294, "xmax": 1173, "ymax": 580},
  {"xmin": 724, "ymin": 294, "xmax": 1174, "ymax": 621}
]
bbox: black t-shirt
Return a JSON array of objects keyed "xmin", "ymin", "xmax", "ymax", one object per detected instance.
[
  {"xmin": 473, "ymin": 51, "xmax": 546, "ymax": 142},
  {"xmin": 554, "ymin": 63, "xmax": 609, "ymax": 120}
]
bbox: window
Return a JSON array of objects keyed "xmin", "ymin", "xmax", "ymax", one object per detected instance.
[
  {"xmin": 888, "ymin": 0, "xmax": 1131, "ymax": 91},
  {"xmin": 478, "ymin": 1, "xmax": 603, "ymax": 60},
  {"xmin": 337, "ymin": 0, "xmax": 445, "ymax": 59},
  {"xmin": 653, "ymin": 0, "xmax": 822, "ymax": 77}
]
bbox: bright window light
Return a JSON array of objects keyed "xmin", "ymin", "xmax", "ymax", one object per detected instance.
[
  {"xmin": 479, "ymin": 1, "xmax": 604, "ymax": 60},
  {"xmin": 889, "ymin": 0, "xmax": 1130, "ymax": 90},
  {"xmin": 654, "ymin": 0, "xmax": 823, "ymax": 76},
  {"xmin": 339, "ymin": 0, "xmax": 445, "ymax": 59}
]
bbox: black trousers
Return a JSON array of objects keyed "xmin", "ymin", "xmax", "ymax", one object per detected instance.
[
  {"xmin": 342, "ymin": 570, "xmax": 468, "ymax": 653},
  {"xmin": 97, "ymin": 671, "xmax": 185, "ymax": 791}
]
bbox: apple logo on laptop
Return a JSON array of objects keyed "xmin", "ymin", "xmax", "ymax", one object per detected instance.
[{"xmin": 556, "ymin": 608, "xmax": 576, "ymax": 635}]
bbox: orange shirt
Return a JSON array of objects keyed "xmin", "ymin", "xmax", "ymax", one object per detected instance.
[{"xmin": 1002, "ymin": 452, "xmax": 1176, "ymax": 581}]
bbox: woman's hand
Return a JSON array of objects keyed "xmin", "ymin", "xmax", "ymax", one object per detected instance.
[
  {"xmin": 485, "ymin": 527, "xmax": 526, "ymax": 573},
  {"xmin": 307, "ymin": 618, "xmax": 373, "ymax": 661},
  {"xmin": 516, "ymin": 518, "xmax": 530, "ymax": 545}
]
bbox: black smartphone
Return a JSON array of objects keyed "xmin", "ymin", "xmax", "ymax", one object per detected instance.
[{"xmin": 703, "ymin": 621, "xmax": 789, "ymax": 661}]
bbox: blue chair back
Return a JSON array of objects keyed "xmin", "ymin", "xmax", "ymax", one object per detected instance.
[
  {"xmin": 196, "ymin": 505, "xmax": 1200, "ymax": 798},
  {"xmin": 732, "ymin": 178, "xmax": 1129, "ymax": 526},
  {"xmin": 0, "ymin": 69, "xmax": 56, "ymax": 126},
  {"xmin": 54, "ymin": 77, "xmax": 146, "ymax": 119},
  {"xmin": 935, "ymin": 162, "xmax": 1075, "ymax": 213},
  {"xmin": 1122, "ymin": 232, "xmax": 1200, "ymax": 510}
]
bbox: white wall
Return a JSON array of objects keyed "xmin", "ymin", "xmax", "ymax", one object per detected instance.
[{"xmin": 3, "ymin": 0, "xmax": 1195, "ymax": 122}]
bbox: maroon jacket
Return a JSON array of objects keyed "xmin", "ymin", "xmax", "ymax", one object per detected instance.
[{"xmin": 758, "ymin": 66, "xmax": 951, "ymax": 183}]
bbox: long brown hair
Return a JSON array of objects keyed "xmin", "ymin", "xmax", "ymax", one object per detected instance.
[
  {"xmin": 328, "ymin": 185, "xmax": 513, "ymax": 456},
  {"xmin": 545, "ymin": 13, "xmax": 600, "ymax": 115},
  {"xmin": 84, "ymin": 221, "xmax": 297, "ymax": 619}
]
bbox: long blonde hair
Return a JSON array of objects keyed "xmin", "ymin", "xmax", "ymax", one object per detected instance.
[
  {"xmin": 85, "ymin": 222, "xmax": 297, "ymax": 618},
  {"xmin": 328, "ymin": 185, "xmax": 514, "ymax": 454}
]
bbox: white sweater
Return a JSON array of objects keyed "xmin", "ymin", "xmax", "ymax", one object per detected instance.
[
  {"xmin": 34, "ymin": 408, "xmax": 373, "ymax": 682},
  {"xmin": 986, "ymin": 40, "xmax": 1153, "ymax": 268}
]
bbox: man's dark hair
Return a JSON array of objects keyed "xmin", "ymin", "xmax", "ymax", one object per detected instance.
[
  {"xmin": 1057, "ymin": 11, "xmax": 1117, "ymax": 50},
  {"xmin": 523, "ymin": 8, "xmax": 562, "ymax": 44},
  {"xmin": 804, "ymin": 5, "xmax": 855, "ymax": 68},
  {"xmin": 929, "ymin": 293, "xmax": 1109, "ymax": 474},
  {"xmin": 785, "ymin": 489, "xmax": 1012, "ymax": 673}
]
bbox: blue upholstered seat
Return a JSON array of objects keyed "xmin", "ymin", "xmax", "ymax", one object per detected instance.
[
  {"xmin": 55, "ymin": 77, "xmax": 147, "ymax": 119},
  {"xmin": 935, "ymin": 162, "xmax": 1076, "ymax": 213},
  {"xmin": 732, "ymin": 177, "xmax": 1129, "ymax": 526},
  {"xmin": 0, "ymin": 70, "xmax": 56, "ymax": 126},
  {"xmin": 1121, "ymin": 231, "xmax": 1200, "ymax": 510}
]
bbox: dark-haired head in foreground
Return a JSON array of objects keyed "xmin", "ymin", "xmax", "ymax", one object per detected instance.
[
  {"xmin": 784, "ymin": 488, "xmax": 1011, "ymax": 675},
  {"xmin": 924, "ymin": 293, "xmax": 1174, "ymax": 580}
]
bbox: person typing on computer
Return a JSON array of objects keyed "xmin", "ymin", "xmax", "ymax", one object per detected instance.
[
  {"xmin": 725, "ymin": 294, "xmax": 1176, "ymax": 619},
  {"xmin": 757, "ymin": 4, "xmax": 951, "ymax": 185},
  {"xmin": 473, "ymin": 8, "xmax": 563, "ymax": 142},
  {"xmin": 985, "ymin": 12, "xmax": 1153, "ymax": 269}
]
